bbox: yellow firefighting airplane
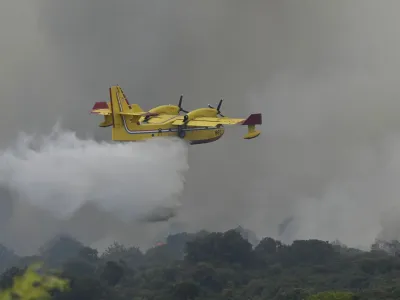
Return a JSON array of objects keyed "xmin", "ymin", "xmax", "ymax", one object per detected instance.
[{"xmin": 90, "ymin": 85, "xmax": 262, "ymax": 145}]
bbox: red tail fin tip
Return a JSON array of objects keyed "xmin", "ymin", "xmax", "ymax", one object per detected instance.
[
  {"xmin": 242, "ymin": 113, "xmax": 262, "ymax": 125},
  {"xmin": 92, "ymin": 102, "xmax": 108, "ymax": 110}
]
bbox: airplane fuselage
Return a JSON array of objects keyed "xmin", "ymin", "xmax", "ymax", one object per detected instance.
[{"xmin": 112, "ymin": 113, "xmax": 225, "ymax": 145}]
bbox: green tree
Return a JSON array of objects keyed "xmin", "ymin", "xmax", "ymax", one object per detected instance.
[
  {"xmin": 4, "ymin": 229, "xmax": 400, "ymax": 300},
  {"xmin": 101, "ymin": 242, "xmax": 143, "ymax": 268},
  {"xmin": 0, "ymin": 245, "xmax": 18, "ymax": 274},
  {"xmin": 172, "ymin": 281, "xmax": 200, "ymax": 300},
  {"xmin": 0, "ymin": 267, "xmax": 25, "ymax": 290},
  {"xmin": 307, "ymin": 291, "xmax": 356, "ymax": 300},
  {"xmin": 62, "ymin": 259, "xmax": 96, "ymax": 279},
  {"xmin": 78, "ymin": 247, "xmax": 98, "ymax": 263},
  {"xmin": 0, "ymin": 263, "xmax": 69, "ymax": 300},
  {"xmin": 185, "ymin": 229, "xmax": 253, "ymax": 266},
  {"xmin": 39, "ymin": 235, "xmax": 84, "ymax": 268},
  {"xmin": 100, "ymin": 261, "xmax": 124, "ymax": 286},
  {"xmin": 254, "ymin": 237, "xmax": 282, "ymax": 255},
  {"xmin": 279, "ymin": 239, "xmax": 337, "ymax": 266},
  {"xmin": 52, "ymin": 277, "xmax": 113, "ymax": 300}
]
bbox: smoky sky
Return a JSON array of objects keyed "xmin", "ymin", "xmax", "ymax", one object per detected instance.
[{"xmin": 1, "ymin": 0, "xmax": 400, "ymax": 253}]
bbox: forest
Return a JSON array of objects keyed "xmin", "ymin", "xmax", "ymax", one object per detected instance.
[{"xmin": 0, "ymin": 227, "xmax": 399, "ymax": 300}]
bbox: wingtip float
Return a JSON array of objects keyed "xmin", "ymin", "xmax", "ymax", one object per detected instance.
[{"xmin": 90, "ymin": 85, "xmax": 262, "ymax": 145}]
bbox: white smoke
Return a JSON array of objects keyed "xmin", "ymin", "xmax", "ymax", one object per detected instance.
[
  {"xmin": 0, "ymin": 124, "xmax": 189, "ymax": 222},
  {"xmin": 244, "ymin": 67, "xmax": 400, "ymax": 248}
]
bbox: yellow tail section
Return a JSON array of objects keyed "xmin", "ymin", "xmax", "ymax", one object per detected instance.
[
  {"xmin": 130, "ymin": 104, "xmax": 144, "ymax": 113},
  {"xmin": 100, "ymin": 114, "xmax": 113, "ymax": 127},
  {"xmin": 116, "ymin": 85, "xmax": 144, "ymax": 113},
  {"xmin": 109, "ymin": 85, "xmax": 130, "ymax": 128},
  {"xmin": 90, "ymin": 102, "xmax": 113, "ymax": 127},
  {"xmin": 109, "ymin": 85, "xmax": 145, "ymax": 140}
]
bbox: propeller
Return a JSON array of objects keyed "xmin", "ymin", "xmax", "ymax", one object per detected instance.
[
  {"xmin": 178, "ymin": 95, "xmax": 189, "ymax": 113},
  {"xmin": 208, "ymin": 99, "xmax": 225, "ymax": 117}
]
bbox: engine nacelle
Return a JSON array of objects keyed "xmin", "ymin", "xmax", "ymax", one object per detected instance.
[
  {"xmin": 183, "ymin": 107, "xmax": 218, "ymax": 123},
  {"xmin": 148, "ymin": 105, "xmax": 180, "ymax": 115}
]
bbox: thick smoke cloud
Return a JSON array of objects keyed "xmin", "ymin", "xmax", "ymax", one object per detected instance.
[
  {"xmin": 0, "ymin": 127, "xmax": 187, "ymax": 220},
  {"xmin": 1, "ymin": 0, "xmax": 400, "ymax": 253}
]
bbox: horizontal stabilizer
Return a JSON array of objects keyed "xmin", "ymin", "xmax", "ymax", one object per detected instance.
[
  {"xmin": 91, "ymin": 102, "xmax": 111, "ymax": 115},
  {"xmin": 90, "ymin": 102, "xmax": 113, "ymax": 127}
]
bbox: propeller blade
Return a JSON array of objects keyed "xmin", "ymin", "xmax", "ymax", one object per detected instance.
[
  {"xmin": 178, "ymin": 95, "xmax": 189, "ymax": 113},
  {"xmin": 217, "ymin": 99, "xmax": 223, "ymax": 111},
  {"xmin": 178, "ymin": 95, "xmax": 183, "ymax": 108}
]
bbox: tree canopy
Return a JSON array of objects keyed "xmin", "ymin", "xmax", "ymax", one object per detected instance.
[{"xmin": 1, "ymin": 229, "xmax": 400, "ymax": 299}]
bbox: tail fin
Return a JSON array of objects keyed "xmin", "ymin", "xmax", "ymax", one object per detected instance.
[
  {"xmin": 130, "ymin": 104, "xmax": 144, "ymax": 113},
  {"xmin": 109, "ymin": 85, "xmax": 145, "ymax": 129},
  {"xmin": 110, "ymin": 85, "xmax": 129, "ymax": 128},
  {"xmin": 115, "ymin": 85, "xmax": 144, "ymax": 113}
]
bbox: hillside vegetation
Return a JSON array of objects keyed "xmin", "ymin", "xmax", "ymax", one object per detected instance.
[{"xmin": 0, "ymin": 228, "xmax": 399, "ymax": 300}]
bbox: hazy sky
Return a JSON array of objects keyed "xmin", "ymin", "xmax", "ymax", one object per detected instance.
[{"xmin": 2, "ymin": 0, "xmax": 400, "ymax": 253}]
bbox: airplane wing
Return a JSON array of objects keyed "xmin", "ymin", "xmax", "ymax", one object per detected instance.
[
  {"xmin": 91, "ymin": 102, "xmax": 157, "ymax": 117},
  {"xmin": 171, "ymin": 113, "xmax": 262, "ymax": 127},
  {"xmin": 91, "ymin": 102, "xmax": 111, "ymax": 115},
  {"xmin": 172, "ymin": 113, "xmax": 262, "ymax": 139},
  {"xmin": 118, "ymin": 112, "xmax": 158, "ymax": 117}
]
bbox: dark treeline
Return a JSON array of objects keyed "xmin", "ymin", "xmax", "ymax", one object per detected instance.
[{"xmin": 1, "ymin": 227, "xmax": 400, "ymax": 300}]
